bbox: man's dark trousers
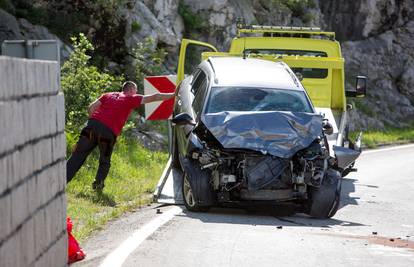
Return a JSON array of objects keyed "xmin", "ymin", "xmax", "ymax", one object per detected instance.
[{"xmin": 67, "ymin": 119, "xmax": 116, "ymax": 185}]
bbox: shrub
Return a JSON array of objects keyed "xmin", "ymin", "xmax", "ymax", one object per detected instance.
[
  {"xmin": 0, "ymin": 0, "xmax": 14, "ymax": 13},
  {"xmin": 131, "ymin": 21, "xmax": 141, "ymax": 32}
]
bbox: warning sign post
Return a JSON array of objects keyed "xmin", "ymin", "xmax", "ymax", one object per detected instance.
[{"xmin": 144, "ymin": 75, "xmax": 177, "ymax": 120}]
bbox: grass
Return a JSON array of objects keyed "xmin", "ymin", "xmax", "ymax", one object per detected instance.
[
  {"xmin": 350, "ymin": 125, "xmax": 414, "ymax": 148},
  {"xmin": 66, "ymin": 133, "xmax": 168, "ymax": 241}
]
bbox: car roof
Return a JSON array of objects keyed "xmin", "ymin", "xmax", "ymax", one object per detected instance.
[{"xmin": 205, "ymin": 57, "xmax": 302, "ymax": 90}]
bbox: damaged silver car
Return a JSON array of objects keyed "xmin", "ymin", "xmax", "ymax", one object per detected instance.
[{"xmin": 170, "ymin": 57, "xmax": 360, "ymax": 218}]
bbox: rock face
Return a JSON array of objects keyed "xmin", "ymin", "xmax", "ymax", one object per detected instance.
[
  {"xmin": 320, "ymin": 0, "xmax": 414, "ymax": 130},
  {"xmin": 320, "ymin": 0, "xmax": 414, "ymax": 41},
  {"xmin": 119, "ymin": 1, "xmax": 179, "ymax": 77},
  {"xmin": 176, "ymin": 0, "xmax": 256, "ymax": 50},
  {"xmin": 1, "ymin": 0, "xmax": 414, "ymax": 130},
  {"xmin": 0, "ymin": 9, "xmax": 22, "ymax": 41},
  {"xmin": 343, "ymin": 22, "xmax": 414, "ymax": 130},
  {"xmin": 121, "ymin": 1, "xmax": 179, "ymax": 50}
]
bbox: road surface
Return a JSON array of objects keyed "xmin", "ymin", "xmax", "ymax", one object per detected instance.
[{"xmin": 74, "ymin": 144, "xmax": 414, "ymax": 267}]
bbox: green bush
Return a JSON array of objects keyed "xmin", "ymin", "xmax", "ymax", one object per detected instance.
[
  {"xmin": 61, "ymin": 33, "xmax": 123, "ymax": 132},
  {"xmin": 131, "ymin": 21, "xmax": 141, "ymax": 32},
  {"xmin": 0, "ymin": 0, "xmax": 14, "ymax": 13}
]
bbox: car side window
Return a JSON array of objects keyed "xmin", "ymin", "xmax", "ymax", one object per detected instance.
[
  {"xmin": 191, "ymin": 70, "xmax": 206, "ymax": 94},
  {"xmin": 192, "ymin": 77, "xmax": 208, "ymax": 116}
]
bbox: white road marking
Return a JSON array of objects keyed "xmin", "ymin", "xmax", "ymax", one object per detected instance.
[
  {"xmin": 369, "ymin": 245, "xmax": 414, "ymax": 257},
  {"xmin": 99, "ymin": 206, "xmax": 183, "ymax": 267},
  {"xmin": 362, "ymin": 143, "xmax": 414, "ymax": 155}
]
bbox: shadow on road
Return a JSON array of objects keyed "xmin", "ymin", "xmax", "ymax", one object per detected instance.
[
  {"xmin": 339, "ymin": 177, "xmax": 359, "ymax": 209},
  {"xmin": 180, "ymin": 205, "xmax": 367, "ymax": 229},
  {"xmin": 177, "ymin": 176, "xmax": 367, "ymax": 228}
]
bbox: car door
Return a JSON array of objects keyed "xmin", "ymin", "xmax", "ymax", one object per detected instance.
[
  {"xmin": 176, "ymin": 68, "xmax": 210, "ymax": 156},
  {"xmin": 176, "ymin": 39, "xmax": 217, "ymax": 84},
  {"xmin": 174, "ymin": 39, "xmax": 217, "ymax": 157}
]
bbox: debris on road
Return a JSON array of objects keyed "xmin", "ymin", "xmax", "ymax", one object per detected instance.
[{"xmin": 316, "ymin": 232, "xmax": 414, "ymax": 251}]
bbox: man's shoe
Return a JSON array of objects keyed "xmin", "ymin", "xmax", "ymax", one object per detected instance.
[{"xmin": 92, "ymin": 180, "xmax": 104, "ymax": 191}]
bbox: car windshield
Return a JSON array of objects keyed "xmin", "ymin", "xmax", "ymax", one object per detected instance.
[{"xmin": 206, "ymin": 87, "xmax": 313, "ymax": 113}]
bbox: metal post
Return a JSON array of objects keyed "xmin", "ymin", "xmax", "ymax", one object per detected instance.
[
  {"xmin": 168, "ymin": 120, "xmax": 173, "ymax": 155},
  {"xmin": 25, "ymin": 40, "xmax": 34, "ymax": 59}
]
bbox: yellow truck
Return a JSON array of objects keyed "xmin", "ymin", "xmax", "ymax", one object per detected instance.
[{"xmin": 154, "ymin": 23, "xmax": 366, "ymax": 207}]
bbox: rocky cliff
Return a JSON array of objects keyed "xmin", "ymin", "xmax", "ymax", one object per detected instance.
[{"xmin": 1, "ymin": 0, "xmax": 413, "ymax": 130}]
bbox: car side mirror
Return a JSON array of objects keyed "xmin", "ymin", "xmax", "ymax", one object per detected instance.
[
  {"xmin": 346, "ymin": 76, "xmax": 367, "ymax": 97},
  {"xmin": 171, "ymin": 113, "xmax": 196, "ymax": 126}
]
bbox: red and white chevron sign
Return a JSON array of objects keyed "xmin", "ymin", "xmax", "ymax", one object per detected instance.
[{"xmin": 144, "ymin": 75, "xmax": 176, "ymax": 120}]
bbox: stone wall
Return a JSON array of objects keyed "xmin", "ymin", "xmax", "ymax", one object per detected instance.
[{"xmin": 0, "ymin": 56, "xmax": 67, "ymax": 267}]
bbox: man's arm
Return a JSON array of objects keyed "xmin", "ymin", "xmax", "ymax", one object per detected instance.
[
  {"xmin": 88, "ymin": 99, "xmax": 101, "ymax": 117},
  {"xmin": 141, "ymin": 93, "xmax": 175, "ymax": 104}
]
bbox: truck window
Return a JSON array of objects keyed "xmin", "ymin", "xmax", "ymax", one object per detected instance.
[
  {"xmin": 291, "ymin": 68, "xmax": 328, "ymax": 79},
  {"xmin": 244, "ymin": 49, "xmax": 327, "ymax": 57}
]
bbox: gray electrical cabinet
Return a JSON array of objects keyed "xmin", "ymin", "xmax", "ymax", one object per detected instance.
[{"xmin": 1, "ymin": 40, "xmax": 60, "ymax": 64}]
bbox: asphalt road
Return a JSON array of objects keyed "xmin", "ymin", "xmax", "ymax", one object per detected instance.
[{"xmin": 75, "ymin": 144, "xmax": 414, "ymax": 267}]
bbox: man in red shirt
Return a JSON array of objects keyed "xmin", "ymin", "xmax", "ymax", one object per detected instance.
[{"xmin": 66, "ymin": 81, "xmax": 174, "ymax": 191}]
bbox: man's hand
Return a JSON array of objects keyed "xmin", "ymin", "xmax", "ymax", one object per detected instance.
[
  {"xmin": 141, "ymin": 93, "xmax": 175, "ymax": 104},
  {"xmin": 88, "ymin": 99, "xmax": 101, "ymax": 117}
]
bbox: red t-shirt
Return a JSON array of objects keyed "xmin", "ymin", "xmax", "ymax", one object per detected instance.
[{"xmin": 90, "ymin": 92, "xmax": 143, "ymax": 136}]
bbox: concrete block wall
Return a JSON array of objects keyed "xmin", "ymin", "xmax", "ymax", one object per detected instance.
[{"xmin": 0, "ymin": 56, "xmax": 67, "ymax": 267}]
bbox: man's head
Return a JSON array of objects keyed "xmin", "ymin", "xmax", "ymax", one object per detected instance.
[{"xmin": 122, "ymin": 81, "xmax": 137, "ymax": 95}]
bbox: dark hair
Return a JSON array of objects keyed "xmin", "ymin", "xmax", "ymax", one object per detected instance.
[{"xmin": 122, "ymin": 81, "xmax": 137, "ymax": 92}]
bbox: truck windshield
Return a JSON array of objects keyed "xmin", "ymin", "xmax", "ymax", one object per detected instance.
[{"xmin": 206, "ymin": 87, "xmax": 313, "ymax": 113}]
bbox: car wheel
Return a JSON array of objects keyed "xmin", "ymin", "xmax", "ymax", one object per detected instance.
[
  {"xmin": 182, "ymin": 172, "xmax": 210, "ymax": 212},
  {"xmin": 307, "ymin": 169, "xmax": 342, "ymax": 219}
]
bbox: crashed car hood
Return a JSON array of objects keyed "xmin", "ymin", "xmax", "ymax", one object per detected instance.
[{"xmin": 201, "ymin": 111, "xmax": 322, "ymax": 158}]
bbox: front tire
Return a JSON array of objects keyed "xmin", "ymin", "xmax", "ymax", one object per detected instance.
[
  {"xmin": 307, "ymin": 169, "xmax": 342, "ymax": 219},
  {"xmin": 182, "ymin": 172, "xmax": 210, "ymax": 212}
]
